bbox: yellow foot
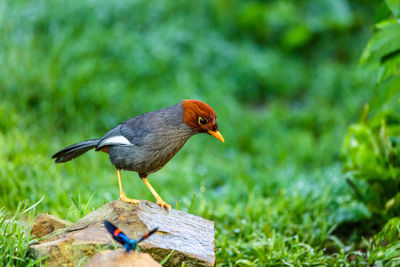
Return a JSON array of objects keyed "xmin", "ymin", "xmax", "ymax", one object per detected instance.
[
  {"xmin": 120, "ymin": 194, "xmax": 140, "ymax": 204},
  {"xmin": 156, "ymin": 200, "xmax": 171, "ymax": 211}
]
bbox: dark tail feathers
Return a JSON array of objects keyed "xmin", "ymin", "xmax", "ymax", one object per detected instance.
[{"xmin": 52, "ymin": 139, "xmax": 100, "ymax": 163}]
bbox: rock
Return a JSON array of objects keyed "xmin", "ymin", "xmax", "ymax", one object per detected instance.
[
  {"xmin": 86, "ymin": 250, "xmax": 161, "ymax": 267},
  {"xmin": 30, "ymin": 200, "xmax": 215, "ymax": 266},
  {"xmin": 31, "ymin": 214, "xmax": 72, "ymax": 238}
]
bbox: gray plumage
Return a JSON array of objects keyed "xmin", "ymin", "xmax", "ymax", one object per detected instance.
[{"xmin": 52, "ymin": 103, "xmax": 195, "ymax": 176}]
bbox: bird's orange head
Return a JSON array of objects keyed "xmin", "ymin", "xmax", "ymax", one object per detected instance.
[{"xmin": 182, "ymin": 99, "xmax": 224, "ymax": 142}]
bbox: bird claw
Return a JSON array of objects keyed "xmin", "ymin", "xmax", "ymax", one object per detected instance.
[
  {"xmin": 156, "ymin": 200, "xmax": 171, "ymax": 211},
  {"xmin": 120, "ymin": 194, "xmax": 140, "ymax": 205}
]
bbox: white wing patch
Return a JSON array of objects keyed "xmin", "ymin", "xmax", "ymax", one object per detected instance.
[{"xmin": 98, "ymin": 135, "xmax": 133, "ymax": 147}]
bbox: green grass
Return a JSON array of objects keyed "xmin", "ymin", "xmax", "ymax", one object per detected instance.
[
  {"xmin": 0, "ymin": 0, "xmax": 385, "ymax": 265},
  {"xmin": 0, "ymin": 202, "xmax": 44, "ymax": 266}
]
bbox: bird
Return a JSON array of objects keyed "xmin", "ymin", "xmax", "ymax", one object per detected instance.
[
  {"xmin": 104, "ymin": 220, "xmax": 158, "ymax": 253},
  {"xmin": 52, "ymin": 99, "xmax": 224, "ymax": 210}
]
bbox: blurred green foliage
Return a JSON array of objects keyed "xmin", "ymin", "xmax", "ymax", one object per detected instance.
[
  {"xmin": 341, "ymin": 1, "xmax": 400, "ymax": 265},
  {"xmin": 342, "ymin": 0, "xmax": 400, "ymax": 220},
  {"xmin": 0, "ymin": 203, "xmax": 43, "ymax": 266},
  {"xmin": 369, "ymin": 217, "xmax": 400, "ymax": 265},
  {"xmin": 342, "ymin": 104, "xmax": 400, "ymax": 219},
  {"xmin": 0, "ymin": 0, "xmax": 393, "ymax": 265}
]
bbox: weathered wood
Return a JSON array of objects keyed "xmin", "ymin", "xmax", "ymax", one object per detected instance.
[
  {"xmin": 30, "ymin": 200, "xmax": 215, "ymax": 266},
  {"xmin": 86, "ymin": 250, "xmax": 161, "ymax": 267},
  {"xmin": 31, "ymin": 214, "xmax": 72, "ymax": 238}
]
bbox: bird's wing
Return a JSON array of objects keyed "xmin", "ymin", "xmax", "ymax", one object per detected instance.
[
  {"xmin": 97, "ymin": 109, "xmax": 164, "ymax": 149},
  {"xmin": 96, "ymin": 124, "xmax": 134, "ymax": 149},
  {"xmin": 119, "ymin": 114, "xmax": 154, "ymax": 146}
]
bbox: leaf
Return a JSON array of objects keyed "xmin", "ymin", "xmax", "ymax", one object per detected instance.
[
  {"xmin": 386, "ymin": 0, "xmax": 400, "ymax": 17},
  {"xmin": 360, "ymin": 21, "xmax": 400, "ymax": 65},
  {"xmin": 235, "ymin": 259, "xmax": 255, "ymax": 266},
  {"xmin": 377, "ymin": 55, "xmax": 400, "ymax": 82},
  {"xmin": 375, "ymin": 2, "xmax": 393, "ymax": 23},
  {"xmin": 187, "ymin": 192, "xmax": 196, "ymax": 214},
  {"xmin": 160, "ymin": 250, "xmax": 174, "ymax": 265},
  {"xmin": 375, "ymin": 217, "xmax": 400, "ymax": 244}
]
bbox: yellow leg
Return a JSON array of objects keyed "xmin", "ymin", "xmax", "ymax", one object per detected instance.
[
  {"xmin": 117, "ymin": 169, "xmax": 139, "ymax": 204},
  {"xmin": 142, "ymin": 178, "xmax": 171, "ymax": 211}
]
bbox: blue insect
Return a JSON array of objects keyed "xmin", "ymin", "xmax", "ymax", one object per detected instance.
[{"xmin": 104, "ymin": 220, "xmax": 158, "ymax": 252}]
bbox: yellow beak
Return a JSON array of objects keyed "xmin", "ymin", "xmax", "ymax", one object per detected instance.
[{"xmin": 207, "ymin": 130, "xmax": 225, "ymax": 143}]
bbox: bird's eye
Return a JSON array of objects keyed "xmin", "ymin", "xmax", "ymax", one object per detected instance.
[{"xmin": 198, "ymin": 117, "xmax": 208, "ymax": 125}]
